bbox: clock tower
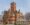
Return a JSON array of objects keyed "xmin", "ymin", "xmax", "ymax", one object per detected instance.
[{"xmin": 11, "ymin": 2, "xmax": 16, "ymax": 12}]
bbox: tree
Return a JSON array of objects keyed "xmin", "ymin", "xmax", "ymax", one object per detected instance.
[
  {"xmin": 25, "ymin": 12, "xmax": 30, "ymax": 25},
  {"xmin": 25, "ymin": 13, "xmax": 30, "ymax": 21}
]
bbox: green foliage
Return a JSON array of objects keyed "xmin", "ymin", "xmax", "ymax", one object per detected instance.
[{"xmin": 14, "ymin": 21, "xmax": 25, "ymax": 25}]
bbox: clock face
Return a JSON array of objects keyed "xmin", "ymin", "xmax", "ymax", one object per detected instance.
[{"xmin": 13, "ymin": 14, "xmax": 15, "ymax": 16}]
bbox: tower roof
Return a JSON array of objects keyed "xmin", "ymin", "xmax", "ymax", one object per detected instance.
[
  {"xmin": 11, "ymin": 2, "xmax": 16, "ymax": 5},
  {"xmin": 11, "ymin": 0, "xmax": 16, "ymax": 5}
]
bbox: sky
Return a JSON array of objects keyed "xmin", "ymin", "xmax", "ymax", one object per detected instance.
[{"xmin": 0, "ymin": 0, "xmax": 30, "ymax": 15}]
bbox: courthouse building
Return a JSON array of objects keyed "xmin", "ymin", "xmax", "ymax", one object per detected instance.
[{"xmin": 3, "ymin": 1, "xmax": 24, "ymax": 24}]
